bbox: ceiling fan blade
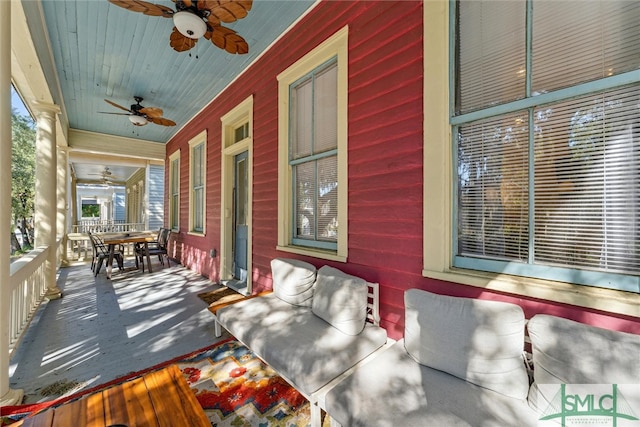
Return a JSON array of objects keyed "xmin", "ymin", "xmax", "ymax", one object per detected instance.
[
  {"xmin": 99, "ymin": 111, "xmax": 132, "ymax": 116},
  {"xmin": 148, "ymin": 116, "xmax": 177, "ymax": 126},
  {"xmin": 169, "ymin": 27, "xmax": 197, "ymax": 52},
  {"xmin": 104, "ymin": 99, "xmax": 132, "ymax": 112},
  {"xmin": 108, "ymin": 0, "xmax": 174, "ymax": 17},
  {"xmin": 139, "ymin": 107, "xmax": 163, "ymax": 118},
  {"xmin": 206, "ymin": 26, "xmax": 248, "ymax": 54},
  {"xmin": 200, "ymin": 0, "xmax": 252, "ymax": 23}
]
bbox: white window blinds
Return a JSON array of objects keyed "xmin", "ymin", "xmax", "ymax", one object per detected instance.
[
  {"xmin": 290, "ymin": 60, "xmax": 338, "ymax": 247},
  {"xmin": 532, "ymin": 1, "xmax": 640, "ymax": 93},
  {"xmin": 456, "ymin": 0, "xmax": 526, "ymax": 114},
  {"xmin": 454, "ymin": 0, "xmax": 640, "ymax": 291}
]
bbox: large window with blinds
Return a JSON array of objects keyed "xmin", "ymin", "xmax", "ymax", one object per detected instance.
[
  {"xmin": 290, "ymin": 60, "xmax": 338, "ymax": 250},
  {"xmin": 453, "ymin": 0, "xmax": 640, "ymax": 292},
  {"xmin": 277, "ymin": 27, "xmax": 348, "ymax": 261}
]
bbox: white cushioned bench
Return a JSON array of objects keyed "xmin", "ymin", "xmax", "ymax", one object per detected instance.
[
  {"xmin": 216, "ymin": 258, "xmax": 388, "ymax": 427},
  {"xmin": 325, "ymin": 289, "xmax": 640, "ymax": 427},
  {"xmin": 325, "ymin": 288, "xmax": 540, "ymax": 426}
]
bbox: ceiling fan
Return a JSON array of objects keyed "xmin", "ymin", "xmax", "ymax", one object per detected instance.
[
  {"xmin": 88, "ymin": 167, "xmax": 122, "ymax": 184},
  {"xmin": 100, "ymin": 96, "xmax": 176, "ymax": 127},
  {"xmin": 107, "ymin": 0, "xmax": 252, "ymax": 54}
]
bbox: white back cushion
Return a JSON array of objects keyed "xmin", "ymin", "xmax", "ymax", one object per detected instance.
[
  {"xmin": 404, "ymin": 289, "xmax": 530, "ymax": 399},
  {"xmin": 312, "ymin": 265, "xmax": 368, "ymax": 335},
  {"xmin": 527, "ymin": 314, "xmax": 640, "ymax": 412},
  {"xmin": 271, "ymin": 258, "xmax": 317, "ymax": 306}
]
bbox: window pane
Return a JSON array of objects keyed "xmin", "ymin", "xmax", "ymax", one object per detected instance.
[
  {"xmin": 317, "ymin": 156, "xmax": 338, "ymax": 242},
  {"xmin": 315, "ymin": 63, "xmax": 338, "ymax": 153},
  {"xmin": 534, "ymin": 85, "xmax": 640, "ymax": 274},
  {"xmin": 171, "ymin": 159, "xmax": 179, "ymax": 192},
  {"xmin": 295, "ymin": 161, "xmax": 316, "ymax": 239},
  {"xmin": 457, "ymin": 112, "xmax": 530, "ymax": 261},
  {"xmin": 193, "ymin": 145, "xmax": 203, "ymax": 187},
  {"xmin": 171, "ymin": 194, "xmax": 179, "ymax": 229},
  {"xmin": 456, "ymin": 0, "xmax": 526, "ymax": 114},
  {"xmin": 291, "ymin": 77, "xmax": 313, "ymax": 159},
  {"xmin": 194, "ymin": 188, "xmax": 203, "ymax": 230},
  {"xmin": 234, "ymin": 123, "xmax": 249, "ymax": 143},
  {"xmin": 532, "ymin": 1, "xmax": 640, "ymax": 94}
]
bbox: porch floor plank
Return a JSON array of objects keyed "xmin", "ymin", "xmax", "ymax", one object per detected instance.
[{"xmin": 9, "ymin": 257, "xmax": 227, "ymax": 404}]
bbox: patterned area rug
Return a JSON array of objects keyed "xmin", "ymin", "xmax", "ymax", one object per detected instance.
[
  {"xmin": 1, "ymin": 339, "xmax": 311, "ymax": 427},
  {"xmin": 181, "ymin": 339, "xmax": 310, "ymax": 426}
]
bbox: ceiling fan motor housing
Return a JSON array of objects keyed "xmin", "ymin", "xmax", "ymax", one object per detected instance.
[{"xmin": 173, "ymin": 11, "xmax": 207, "ymax": 39}]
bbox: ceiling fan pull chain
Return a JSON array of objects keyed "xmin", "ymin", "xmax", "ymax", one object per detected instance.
[{"xmin": 188, "ymin": 43, "xmax": 200, "ymax": 59}]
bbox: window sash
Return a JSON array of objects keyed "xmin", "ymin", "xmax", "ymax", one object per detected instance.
[
  {"xmin": 170, "ymin": 157, "xmax": 180, "ymax": 230},
  {"xmin": 452, "ymin": 0, "xmax": 640, "ymax": 292},
  {"xmin": 191, "ymin": 143, "xmax": 204, "ymax": 232},
  {"xmin": 193, "ymin": 187, "xmax": 203, "ymax": 231},
  {"xmin": 289, "ymin": 59, "xmax": 338, "ymax": 251}
]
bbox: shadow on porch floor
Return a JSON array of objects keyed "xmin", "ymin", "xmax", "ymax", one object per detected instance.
[{"xmin": 9, "ymin": 257, "xmax": 227, "ymax": 404}]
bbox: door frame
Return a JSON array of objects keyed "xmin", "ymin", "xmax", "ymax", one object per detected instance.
[{"xmin": 220, "ymin": 96, "xmax": 253, "ymax": 294}]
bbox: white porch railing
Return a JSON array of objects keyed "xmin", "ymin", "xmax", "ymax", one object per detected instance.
[
  {"xmin": 8, "ymin": 246, "xmax": 50, "ymax": 354},
  {"xmin": 67, "ymin": 222, "xmax": 146, "ymax": 261},
  {"xmin": 72, "ymin": 221, "xmax": 145, "ymax": 233}
]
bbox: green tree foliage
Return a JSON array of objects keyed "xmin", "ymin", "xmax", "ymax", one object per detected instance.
[
  {"xmin": 11, "ymin": 109, "xmax": 36, "ymax": 250},
  {"xmin": 82, "ymin": 204, "xmax": 100, "ymax": 217}
]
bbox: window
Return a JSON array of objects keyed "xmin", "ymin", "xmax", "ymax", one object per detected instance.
[
  {"xmin": 451, "ymin": 0, "xmax": 640, "ymax": 293},
  {"xmin": 168, "ymin": 150, "xmax": 180, "ymax": 231},
  {"xmin": 291, "ymin": 61, "xmax": 338, "ymax": 249},
  {"xmin": 277, "ymin": 27, "xmax": 348, "ymax": 262},
  {"xmin": 81, "ymin": 199, "xmax": 99, "ymax": 218},
  {"xmin": 189, "ymin": 131, "xmax": 206, "ymax": 234}
]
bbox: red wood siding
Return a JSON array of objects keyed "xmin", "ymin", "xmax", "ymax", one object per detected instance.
[{"xmin": 165, "ymin": 0, "xmax": 640, "ymax": 339}]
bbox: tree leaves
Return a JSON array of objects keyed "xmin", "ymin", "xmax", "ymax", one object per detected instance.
[{"xmin": 11, "ymin": 110, "xmax": 36, "ymax": 246}]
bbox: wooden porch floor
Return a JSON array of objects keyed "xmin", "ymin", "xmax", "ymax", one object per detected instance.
[{"xmin": 9, "ymin": 257, "xmax": 227, "ymax": 404}]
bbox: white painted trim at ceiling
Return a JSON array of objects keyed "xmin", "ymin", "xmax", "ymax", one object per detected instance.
[
  {"xmin": 68, "ymin": 129, "xmax": 165, "ymax": 162},
  {"xmin": 68, "ymin": 152, "xmax": 163, "ymax": 168}
]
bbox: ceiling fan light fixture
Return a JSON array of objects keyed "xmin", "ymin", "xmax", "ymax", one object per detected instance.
[
  {"xmin": 128, "ymin": 115, "xmax": 148, "ymax": 126},
  {"xmin": 173, "ymin": 11, "xmax": 207, "ymax": 39}
]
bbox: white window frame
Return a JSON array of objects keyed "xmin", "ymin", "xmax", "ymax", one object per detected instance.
[
  {"xmin": 277, "ymin": 26, "xmax": 349, "ymax": 262},
  {"xmin": 422, "ymin": 1, "xmax": 640, "ymax": 317},
  {"xmin": 188, "ymin": 130, "xmax": 207, "ymax": 235},
  {"xmin": 168, "ymin": 150, "xmax": 180, "ymax": 231}
]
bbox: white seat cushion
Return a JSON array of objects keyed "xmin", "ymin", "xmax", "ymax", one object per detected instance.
[
  {"xmin": 217, "ymin": 293, "xmax": 387, "ymax": 395},
  {"xmin": 325, "ymin": 340, "xmax": 539, "ymax": 427}
]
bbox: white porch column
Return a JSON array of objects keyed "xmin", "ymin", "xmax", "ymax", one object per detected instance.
[
  {"xmin": 58, "ymin": 148, "xmax": 69, "ymax": 265},
  {"xmin": 33, "ymin": 102, "xmax": 62, "ymax": 299},
  {"xmin": 0, "ymin": 0, "xmax": 24, "ymax": 406}
]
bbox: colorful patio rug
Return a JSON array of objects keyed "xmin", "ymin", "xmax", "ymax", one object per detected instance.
[{"xmin": 1, "ymin": 339, "xmax": 311, "ymax": 426}]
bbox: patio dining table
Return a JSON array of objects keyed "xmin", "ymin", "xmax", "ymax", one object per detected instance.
[{"xmin": 101, "ymin": 231, "xmax": 158, "ymax": 279}]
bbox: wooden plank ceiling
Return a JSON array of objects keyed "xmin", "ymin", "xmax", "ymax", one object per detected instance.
[{"xmin": 36, "ymin": 0, "xmax": 315, "ymax": 144}]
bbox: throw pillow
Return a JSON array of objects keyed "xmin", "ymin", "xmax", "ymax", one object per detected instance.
[
  {"xmin": 311, "ymin": 265, "xmax": 368, "ymax": 335},
  {"xmin": 271, "ymin": 258, "xmax": 317, "ymax": 306}
]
